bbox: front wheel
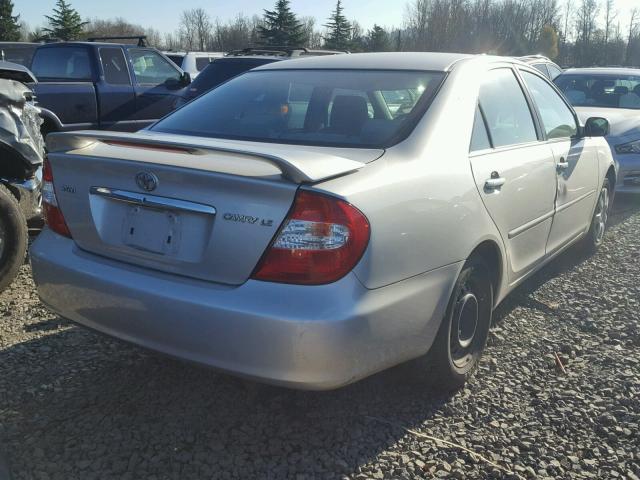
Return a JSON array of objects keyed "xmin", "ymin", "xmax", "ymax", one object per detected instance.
[
  {"xmin": 0, "ymin": 184, "xmax": 28, "ymax": 293},
  {"xmin": 427, "ymin": 257, "xmax": 493, "ymax": 390}
]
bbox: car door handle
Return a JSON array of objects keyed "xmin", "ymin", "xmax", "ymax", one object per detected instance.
[
  {"xmin": 557, "ymin": 158, "xmax": 569, "ymax": 172},
  {"xmin": 485, "ymin": 177, "xmax": 506, "ymax": 190}
]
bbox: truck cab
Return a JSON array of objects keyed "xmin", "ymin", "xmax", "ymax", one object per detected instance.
[{"xmin": 29, "ymin": 40, "xmax": 190, "ymax": 134}]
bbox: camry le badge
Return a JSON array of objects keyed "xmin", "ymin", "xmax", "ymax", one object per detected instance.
[{"xmin": 135, "ymin": 172, "xmax": 159, "ymax": 192}]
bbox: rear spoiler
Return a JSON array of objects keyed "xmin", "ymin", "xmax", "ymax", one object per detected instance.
[{"xmin": 46, "ymin": 131, "xmax": 368, "ymax": 184}]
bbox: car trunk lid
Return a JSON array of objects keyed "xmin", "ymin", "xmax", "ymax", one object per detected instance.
[{"xmin": 46, "ymin": 130, "xmax": 382, "ymax": 284}]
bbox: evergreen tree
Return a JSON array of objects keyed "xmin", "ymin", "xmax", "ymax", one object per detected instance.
[
  {"xmin": 367, "ymin": 24, "xmax": 390, "ymax": 52},
  {"xmin": 324, "ymin": 0, "xmax": 351, "ymax": 50},
  {"xmin": 258, "ymin": 0, "xmax": 306, "ymax": 47},
  {"xmin": 43, "ymin": 0, "xmax": 87, "ymax": 41},
  {"xmin": 0, "ymin": 0, "xmax": 21, "ymax": 41}
]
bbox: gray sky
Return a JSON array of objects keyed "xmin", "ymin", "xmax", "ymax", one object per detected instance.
[{"xmin": 18, "ymin": 0, "xmax": 639, "ymax": 37}]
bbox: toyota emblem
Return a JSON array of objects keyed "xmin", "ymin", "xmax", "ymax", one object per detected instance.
[{"xmin": 135, "ymin": 172, "xmax": 158, "ymax": 192}]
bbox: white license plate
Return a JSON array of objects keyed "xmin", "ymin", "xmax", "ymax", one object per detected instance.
[{"xmin": 122, "ymin": 206, "xmax": 181, "ymax": 255}]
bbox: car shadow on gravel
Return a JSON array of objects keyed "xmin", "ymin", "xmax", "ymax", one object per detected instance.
[{"xmin": 1, "ymin": 321, "xmax": 458, "ymax": 478}]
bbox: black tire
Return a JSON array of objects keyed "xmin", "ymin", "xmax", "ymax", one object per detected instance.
[
  {"xmin": 426, "ymin": 257, "xmax": 493, "ymax": 391},
  {"xmin": 0, "ymin": 184, "xmax": 28, "ymax": 293},
  {"xmin": 582, "ymin": 178, "xmax": 611, "ymax": 253}
]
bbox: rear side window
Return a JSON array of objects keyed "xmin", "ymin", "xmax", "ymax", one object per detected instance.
[
  {"xmin": 532, "ymin": 63, "xmax": 550, "ymax": 78},
  {"xmin": 470, "ymin": 105, "xmax": 491, "ymax": 152},
  {"xmin": 479, "ymin": 69, "xmax": 538, "ymax": 148},
  {"xmin": 196, "ymin": 57, "xmax": 212, "ymax": 71},
  {"xmin": 31, "ymin": 46, "xmax": 92, "ymax": 81},
  {"xmin": 99, "ymin": 47, "xmax": 130, "ymax": 85},
  {"xmin": 166, "ymin": 55, "xmax": 184, "ymax": 67},
  {"xmin": 548, "ymin": 64, "xmax": 563, "ymax": 80},
  {"xmin": 521, "ymin": 70, "xmax": 577, "ymax": 139}
]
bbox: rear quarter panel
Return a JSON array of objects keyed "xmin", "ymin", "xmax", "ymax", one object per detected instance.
[
  {"xmin": 315, "ymin": 61, "xmax": 507, "ymax": 293},
  {"xmin": 33, "ymin": 82, "xmax": 98, "ymax": 127}
]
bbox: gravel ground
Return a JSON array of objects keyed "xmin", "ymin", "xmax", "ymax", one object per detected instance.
[{"xmin": 1, "ymin": 197, "xmax": 639, "ymax": 480}]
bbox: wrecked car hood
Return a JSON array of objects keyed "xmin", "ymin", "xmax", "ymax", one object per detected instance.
[{"xmin": 0, "ymin": 78, "xmax": 44, "ymax": 167}]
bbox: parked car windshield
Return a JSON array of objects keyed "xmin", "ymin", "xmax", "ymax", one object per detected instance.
[
  {"xmin": 152, "ymin": 69, "xmax": 445, "ymax": 148},
  {"xmin": 184, "ymin": 59, "xmax": 278, "ymax": 100},
  {"xmin": 555, "ymin": 73, "xmax": 640, "ymax": 109}
]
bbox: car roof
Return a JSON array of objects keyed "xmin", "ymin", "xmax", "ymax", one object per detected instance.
[
  {"xmin": 560, "ymin": 67, "xmax": 640, "ymax": 76},
  {"xmin": 217, "ymin": 55, "xmax": 286, "ymax": 62},
  {"xmin": 36, "ymin": 41, "xmax": 147, "ymax": 49},
  {"xmin": 253, "ymin": 52, "xmax": 522, "ymax": 72},
  {"xmin": 0, "ymin": 42, "xmax": 39, "ymax": 46}
]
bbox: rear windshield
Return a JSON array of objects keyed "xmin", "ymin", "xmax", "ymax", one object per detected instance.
[
  {"xmin": 555, "ymin": 73, "xmax": 640, "ymax": 109},
  {"xmin": 152, "ymin": 69, "xmax": 445, "ymax": 148}
]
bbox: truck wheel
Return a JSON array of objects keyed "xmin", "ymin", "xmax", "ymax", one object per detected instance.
[
  {"xmin": 0, "ymin": 184, "xmax": 28, "ymax": 293},
  {"xmin": 426, "ymin": 257, "xmax": 493, "ymax": 391}
]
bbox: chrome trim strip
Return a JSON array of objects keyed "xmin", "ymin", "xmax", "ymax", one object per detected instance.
[
  {"xmin": 508, "ymin": 210, "xmax": 554, "ymax": 239},
  {"xmin": 555, "ymin": 190, "xmax": 595, "ymax": 214},
  {"xmin": 90, "ymin": 187, "xmax": 216, "ymax": 215}
]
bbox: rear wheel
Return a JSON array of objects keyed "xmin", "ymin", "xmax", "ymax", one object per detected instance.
[
  {"xmin": 427, "ymin": 257, "xmax": 493, "ymax": 390},
  {"xmin": 583, "ymin": 178, "xmax": 611, "ymax": 252},
  {"xmin": 0, "ymin": 184, "xmax": 28, "ymax": 293}
]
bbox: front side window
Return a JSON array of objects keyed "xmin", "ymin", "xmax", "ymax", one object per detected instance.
[
  {"xmin": 130, "ymin": 49, "xmax": 181, "ymax": 85},
  {"xmin": 152, "ymin": 69, "xmax": 445, "ymax": 148},
  {"xmin": 555, "ymin": 73, "xmax": 640, "ymax": 109},
  {"xmin": 479, "ymin": 69, "xmax": 538, "ymax": 148},
  {"xmin": 521, "ymin": 70, "xmax": 577, "ymax": 139},
  {"xmin": 31, "ymin": 46, "xmax": 92, "ymax": 81},
  {"xmin": 99, "ymin": 47, "xmax": 130, "ymax": 85}
]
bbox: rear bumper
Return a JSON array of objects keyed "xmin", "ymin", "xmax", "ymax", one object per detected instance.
[{"xmin": 30, "ymin": 229, "xmax": 460, "ymax": 390}]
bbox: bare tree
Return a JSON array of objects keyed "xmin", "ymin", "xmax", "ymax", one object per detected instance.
[
  {"xmin": 604, "ymin": 0, "xmax": 617, "ymax": 44},
  {"xmin": 300, "ymin": 16, "xmax": 323, "ymax": 48}
]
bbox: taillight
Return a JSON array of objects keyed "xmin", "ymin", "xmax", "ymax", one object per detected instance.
[
  {"xmin": 251, "ymin": 190, "xmax": 370, "ymax": 285},
  {"xmin": 42, "ymin": 158, "xmax": 71, "ymax": 238}
]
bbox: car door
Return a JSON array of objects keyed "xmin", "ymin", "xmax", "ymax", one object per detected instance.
[
  {"xmin": 519, "ymin": 69, "xmax": 599, "ymax": 254},
  {"xmin": 469, "ymin": 67, "xmax": 557, "ymax": 282},
  {"xmin": 128, "ymin": 48, "xmax": 184, "ymax": 122},
  {"xmin": 96, "ymin": 47, "xmax": 136, "ymax": 130}
]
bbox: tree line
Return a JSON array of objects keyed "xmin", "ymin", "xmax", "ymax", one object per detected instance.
[{"xmin": 1, "ymin": 0, "xmax": 639, "ymax": 67}]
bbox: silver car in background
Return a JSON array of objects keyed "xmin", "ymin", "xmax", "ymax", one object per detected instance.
[
  {"xmin": 555, "ymin": 68, "xmax": 640, "ymax": 193},
  {"xmin": 31, "ymin": 53, "xmax": 615, "ymax": 390}
]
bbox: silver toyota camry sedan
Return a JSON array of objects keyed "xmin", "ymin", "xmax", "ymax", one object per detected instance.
[{"xmin": 31, "ymin": 53, "xmax": 615, "ymax": 390}]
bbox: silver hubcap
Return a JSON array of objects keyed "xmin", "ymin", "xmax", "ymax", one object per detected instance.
[
  {"xmin": 450, "ymin": 292, "xmax": 479, "ymax": 367},
  {"xmin": 593, "ymin": 186, "xmax": 609, "ymax": 244}
]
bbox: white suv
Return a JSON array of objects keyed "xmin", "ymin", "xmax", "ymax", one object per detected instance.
[{"xmin": 164, "ymin": 51, "xmax": 225, "ymax": 78}]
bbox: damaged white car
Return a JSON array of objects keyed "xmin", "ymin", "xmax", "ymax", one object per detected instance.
[{"xmin": 0, "ymin": 61, "xmax": 44, "ymax": 291}]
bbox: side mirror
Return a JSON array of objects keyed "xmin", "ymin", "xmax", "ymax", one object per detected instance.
[
  {"xmin": 180, "ymin": 71, "xmax": 191, "ymax": 86},
  {"xmin": 584, "ymin": 117, "xmax": 610, "ymax": 137}
]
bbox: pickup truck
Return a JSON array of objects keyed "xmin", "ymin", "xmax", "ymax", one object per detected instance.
[{"xmin": 29, "ymin": 40, "xmax": 191, "ymax": 134}]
